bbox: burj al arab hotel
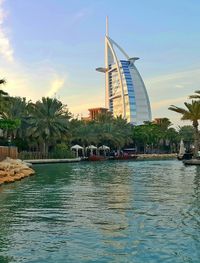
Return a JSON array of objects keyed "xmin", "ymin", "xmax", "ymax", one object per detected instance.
[{"xmin": 96, "ymin": 17, "xmax": 152, "ymax": 125}]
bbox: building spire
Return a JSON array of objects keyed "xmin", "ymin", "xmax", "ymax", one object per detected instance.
[{"xmin": 106, "ymin": 16, "xmax": 109, "ymax": 36}]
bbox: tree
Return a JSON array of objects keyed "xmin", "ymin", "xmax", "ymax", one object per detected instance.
[
  {"xmin": 70, "ymin": 119, "xmax": 99, "ymax": 146},
  {"xmin": 70, "ymin": 114, "xmax": 133, "ymax": 151},
  {"xmin": 1, "ymin": 97, "xmax": 29, "ymax": 139},
  {"xmin": 169, "ymin": 101, "xmax": 200, "ymax": 157},
  {"xmin": 178, "ymin": 125, "xmax": 194, "ymax": 150},
  {"xmin": 133, "ymin": 123, "xmax": 161, "ymax": 153},
  {"xmin": 0, "ymin": 79, "xmax": 22, "ymax": 144},
  {"xmin": 27, "ymin": 97, "xmax": 71, "ymax": 153},
  {"xmin": 165, "ymin": 127, "xmax": 179, "ymax": 153},
  {"xmin": 95, "ymin": 112, "xmax": 113, "ymax": 123},
  {"xmin": 0, "ymin": 79, "xmax": 8, "ymax": 114},
  {"xmin": 155, "ymin": 118, "xmax": 172, "ymax": 131}
]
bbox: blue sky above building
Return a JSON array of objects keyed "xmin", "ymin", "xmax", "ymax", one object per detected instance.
[{"xmin": 1, "ymin": 0, "xmax": 200, "ymax": 125}]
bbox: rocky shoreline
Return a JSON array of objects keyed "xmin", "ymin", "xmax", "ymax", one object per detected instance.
[{"xmin": 0, "ymin": 157, "xmax": 35, "ymax": 186}]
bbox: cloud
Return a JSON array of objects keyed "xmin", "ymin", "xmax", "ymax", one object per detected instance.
[
  {"xmin": 152, "ymin": 96, "xmax": 187, "ymax": 110},
  {"xmin": 145, "ymin": 68, "xmax": 200, "ymax": 125},
  {"xmin": 71, "ymin": 8, "xmax": 91, "ymax": 23},
  {"xmin": 71, "ymin": 101, "xmax": 102, "ymax": 114},
  {"xmin": 0, "ymin": 61, "xmax": 68, "ymax": 102},
  {"xmin": 175, "ymin": 84, "xmax": 184, "ymax": 89},
  {"xmin": 73, "ymin": 9, "xmax": 89, "ymax": 21},
  {"xmin": 45, "ymin": 78, "xmax": 65, "ymax": 97},
  {"xmin": 146, "ymin": 68, "xmax": 200, "ymax": 87},
  {"xmin": 64, "ymin": 92, "xmax": 104, "ymax": 116},
  {"xmin": 146, "ymin": 67, "xmax": 200, "ymax": 110},
  {"xmin": 0, "ymin": 2, "xmax": 68, "ymax": 102},
  {"xmin": 0, "ymin": 0, "xmax": 14, "ymax": 62}
]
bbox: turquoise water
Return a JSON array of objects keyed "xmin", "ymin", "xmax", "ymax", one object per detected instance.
[{"xmin": 0, "ymin": 160, "xmax": 199, "ymax": 263}]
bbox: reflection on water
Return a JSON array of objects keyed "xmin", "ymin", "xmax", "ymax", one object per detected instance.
[{"xmin": 0, "ymin": 160, "xmax": 199, "ymax": 262}]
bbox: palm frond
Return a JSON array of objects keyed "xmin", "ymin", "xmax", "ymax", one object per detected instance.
[
  {"xmin": 0, "ymin": 79, "xmax": 6, "ymax": 85},
  {"xmin": 168, "ymin": 105, "xmax": 187, "ymax": 114},
  {"xmin": 189, "ymin": 90, "xmax": 200, "ymax": 99}
]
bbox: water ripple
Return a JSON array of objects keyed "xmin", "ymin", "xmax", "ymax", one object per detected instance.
[{"xmin": 0, "ymin": 160, "xmax": 199, "ymax": 262}]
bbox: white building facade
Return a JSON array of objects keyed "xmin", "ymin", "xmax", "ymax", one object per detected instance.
[{"xmin": 97, "ymin": 18, "xmax": 152, "ymax": 125}]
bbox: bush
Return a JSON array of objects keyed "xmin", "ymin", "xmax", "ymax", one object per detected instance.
[{"xmin": 50, "ymin": 143, "xmax": 75, "ymax": 159}]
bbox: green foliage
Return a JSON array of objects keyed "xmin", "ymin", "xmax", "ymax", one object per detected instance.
[
  {"xmin": 0, "ymin": 80, "xmax": 9, "ymax": 114},
  {"xmin": 27, "ymin": 97, "xmax": 71, "ymax": 153},
  {"xmin": 70, "ymin": 113, "xmax": 133, "ymax": 150},
  {"xmin": 178, "ymin": 125, "xmax": 194, "ymax": 150},
  {"xmin": 189, "ymin": 90, "xmax": 200, "ymax": 99},
  {"xmin": 169, "ymin": 101, "xmax": 200, "ymax": 127},
  {"xmin": 50, "ymin": 143, "xmax": 74, "ymax": 158},
  {"xmin": 132, "ymin": 119, "xmax": 179, "ymax": 153},
  {"xmin": 3, "ymin": 79, "xmax": 199, "ymax": 158},
  {"xmin": 0, "ymin": 119, "xmax": 21, "ymax": 129},
  {"xmin": 12, "ymin": 138, "xmax": 29, "ymax": 151},
  {"xmin": 169, "ymin": 100, "xmax": 200, "ymax": 157}
]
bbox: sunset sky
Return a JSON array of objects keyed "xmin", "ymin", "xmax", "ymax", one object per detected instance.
[{"xmin": 0, "ymin": 0, "xmax": 200, "ymax": 126}]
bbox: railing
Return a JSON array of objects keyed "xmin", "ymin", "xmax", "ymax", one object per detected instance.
[
  {"xmin": 19, "ymin": 151, "xmax": 50, "ymax": 160},
  {"xmin": 19, "ymin": 151, "xmax": 75, "ymax": 160},
  {"xmin": 0, "ymin": 146, "xmax": 18, "ymax": 161}
]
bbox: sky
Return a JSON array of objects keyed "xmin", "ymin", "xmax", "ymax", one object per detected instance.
[{"xmin": 0, "ymin": 0, "xmax": 200, "ymax": 126}]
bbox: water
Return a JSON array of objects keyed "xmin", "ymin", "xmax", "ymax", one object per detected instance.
[{"xmin": 0, "ymin": 160, "xmax": 199, "ymax": 263}]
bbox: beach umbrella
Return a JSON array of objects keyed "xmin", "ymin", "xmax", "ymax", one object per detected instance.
[
  {"xmin": 71, "ymin": 144, "xmax": 84, "ymax": 157},
  {"xmin": 98, "ymin": 145, "xmax": 110, "ymax": 156},
  {"xmin": 98, "ymin": 145, "xmax": 110, "ymax": 150},
  {"xmin": 86, "ymin": 145, "xmax": 97, "ymax": 155}
]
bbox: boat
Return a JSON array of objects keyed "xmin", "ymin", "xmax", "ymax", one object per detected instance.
[
  {"xmin": 177, "ymin": 139, "xmax": 193, "ymax": 160},
  {"xmin": 177, "ymin": 139, "xmax": 185, "ymax": 160},
  {"xmin": 178, "ymin": 152, "xmax": 193, "ymax": 160},
  {"xmin": 183, "ymin": 159, "xmax": 199, "ymax": 165},
  {"xmin": 88, "ymin": 155, "xmax": 108, "ymax": 161},
  {"xmin": 110, "ymin": 148, "xmax": 138, "ymax": 161}
]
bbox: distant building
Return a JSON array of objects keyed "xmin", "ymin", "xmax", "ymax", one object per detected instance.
[
  {"xmin": 96, "ymin": 17, "xmax": 152, "ymax": 125},
  {"xmin": 88, "ymin": 107, "xmax": 109, "ymax": 120},
  {"xmin": 153, "ymin": 118, "xmax": 164, "ymax": 125},
  {"xmin": 82, "ymin": 107, "xmax": 109, "ymax": 121}
]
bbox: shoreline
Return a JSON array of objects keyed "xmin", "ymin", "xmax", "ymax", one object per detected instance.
[
  {"xmin": 0, "ymin": 158, "xmax": 35, "ymax": 186},
  {"xmin": 0, "ymin": 155, "xmax": 178, "ymax": 186},
  {"xmin": 137, "ymin": 153, "xmax": 177, "ymax": 160},
  {"xmin": 23, "ymin": 158, "xmax": 81, "ymax": 165},
  {"xmin": 25, "ymin": 155, "xmax": 177, "ymax": 164}
]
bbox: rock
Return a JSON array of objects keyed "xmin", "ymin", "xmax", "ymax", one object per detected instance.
[{"xmin": 0, "ymin": 158, "xmax": 35, "ymax": 186}]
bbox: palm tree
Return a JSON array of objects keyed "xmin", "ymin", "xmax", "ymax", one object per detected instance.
[
  {"xmin": 178, "ymin": 125, "xmax": 194, "ymax": 150},
  {"xmin": 28, "ymin": 97, "xmax": 71, "ymax": 154},
  {"xmin": 70, "ymin": 120, "xmax": 98, "ymax": 146},
  {"xmin": 189, "ymin": 90, "xmax": 200, "ymax": 99},
  {"xmin": 95, "ymin": 112, "xmax": 113, "ymax": 123},
  {"xmin": 112, "ymin": 116, "xmax": 133, "ymax": 149},
  {"xmin": 0, "ymin": 79, "xmax": 8, "ymax": 115},
  {"xmin": 169, "ymin": 100, "xmax": 200, "ymax": 157},
  {"xmin": 156, "ymin": 118, "xmax": 172, "ymax": 130},
  {"xmin": 2, "ymin": 97, "xmax": 29, "ymax": 139}
]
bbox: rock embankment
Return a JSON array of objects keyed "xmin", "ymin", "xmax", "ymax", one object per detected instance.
[
  {"xmin": 0, "ymin": 157, "xmax": 35, "ymax": 186},
  {"xmin": 137, "ymin": 153, "xmax": 177, "ymax": 160}
]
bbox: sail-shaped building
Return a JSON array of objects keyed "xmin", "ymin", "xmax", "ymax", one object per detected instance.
[{"xmin": 96, "ymin": 17, "xmax": 152, "ymax": 125}]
